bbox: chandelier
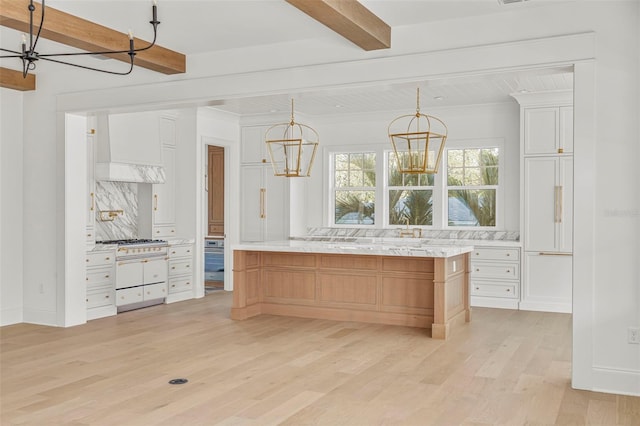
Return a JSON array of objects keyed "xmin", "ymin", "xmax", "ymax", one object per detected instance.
[
  {"xmin": 265, "ymin": 99, "xmax": 319, "ymax": 177},
  {"xmin": 0, "ymin": 0, "xmax": 160, "ymax": 77},
  {"xmin": 388, "ymin": 88, "xmax": 448, "ymax": 174}
]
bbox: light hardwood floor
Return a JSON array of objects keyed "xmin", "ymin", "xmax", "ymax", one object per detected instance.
[{"xmin": 1, "ymin": 292, "xmax": 638, "ymax": 425}]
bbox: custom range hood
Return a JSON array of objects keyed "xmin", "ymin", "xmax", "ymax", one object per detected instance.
[{"xmin": 95, "ymin": 112, "xmax": 166, "ymax": 184}]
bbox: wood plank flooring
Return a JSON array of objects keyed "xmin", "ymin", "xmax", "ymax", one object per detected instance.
[{"xmin": 1, "ymin": 292, "xmax": 638, "ymax": 425}]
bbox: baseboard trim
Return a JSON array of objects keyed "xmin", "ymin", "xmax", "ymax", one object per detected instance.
[
  {"xmin": 23, "ymin": 308, "xmax": 58, "ymax": 326},
  {"xmin": 1, "ymin": 307, "xmax": 23, "ymax": 326},
  {"xmin": 471, "ymin": 297, "xmax": 519, "ymax": 310},
  {"xmin": 519, "ymin": 300, "xmax": 572, "ymax": 313},
  {"xmin": 591, "ymin": 366, "xmax": 640, "ymax": 396}
]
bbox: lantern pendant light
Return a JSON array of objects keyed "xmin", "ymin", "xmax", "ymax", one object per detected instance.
[
  {"xmin": 388, "ymin": 88, "xmax": 448, "ymax": 174},
  {"xmin": 265, "ymin": 99, "xmax": 319, "ymax": 177}
]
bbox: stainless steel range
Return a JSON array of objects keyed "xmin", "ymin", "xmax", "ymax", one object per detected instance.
[{"xmin": 99, "ymin": 239, "xmax": 169, "ymax": 312}]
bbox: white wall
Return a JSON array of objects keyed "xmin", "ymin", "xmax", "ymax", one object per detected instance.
[
  {"xmin": 1, "ymin": 0, "xmax": 637, "ymax": 396},
  {"xmin": 306, "ymin": 103, "xmax": 520, "ymax": 231},
  {"xmin": 0, "ymin": 88, "xmax": 24, "ymax": 325}
]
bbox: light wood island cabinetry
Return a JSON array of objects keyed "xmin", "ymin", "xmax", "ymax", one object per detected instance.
[{"xmin": 232, "ymin": 249, "xmax": 471, "ymax": 339}]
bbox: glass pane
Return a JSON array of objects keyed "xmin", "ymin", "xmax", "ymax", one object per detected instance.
[
  {"xmin": 419, "ymin": 173, "xmax": 435, "ymax": 186},
  {"xmin": 448, "ymin": 168, "xmax": 463, "ymax": 186},
  {"xmin": 404, "ymin": 173, "xmax": 419, "ymax": 186},
  {"xmin": 448, "ymin": 189, "xmax": 496, "ymax": 227},
  {"xmin": 464, "ymin": 149, "xmax": 480, "ymax": 167},
  {"xmin": 364, "ymin": 169, "xmax": 376, "ymax": 187},
  {"xmin": 388, "ymin": 161, "xmax": 403, "ymax": 186},
  {"xmin": 482, "ymin": 165, "xmax": 499, "ymax": 185},
  {"xmin": 389, "ymin": 190, "xmax": 432, "ymax": 225},
  {"xmin": 464, "ymin": 168, "xmax": 482, "ymax": 186},
  {"xmin": 481, "ymin": 148, "xmax": 499, "ymax": 167},
  {"xmin": 349, "ymin": 171, "xmax": 363, "ymax": 187},
  {"xmin": 351, "ymin": 153, "xmax": 363, "ymax": 169},
  {"xmin": 363, "ymin": 153, "xmax": 376, "ymax": 171},
  {"xmin": 448, "ymin": 150, "xmax": 464, "ymax": 168},
  {"xmin": 335, "ymin": 171, "xmax": 348, "ymax": 188},
  {"xmin": 335, "ymin": 191, "xmax": 375, "ymax": 225},
  {"xmin": 335, "ymin": 154, "xmax": 349, "ymax": 171}
]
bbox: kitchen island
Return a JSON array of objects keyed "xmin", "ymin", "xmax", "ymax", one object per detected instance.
[{"xmin": 231, "ymin": 240, "xmax": 473, "ymax": 339}]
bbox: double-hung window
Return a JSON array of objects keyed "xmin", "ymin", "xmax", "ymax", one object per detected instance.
[
  {"xmin": 333, "ymin": 152, "xmax": 376, "ymax": 225},
  {"xmin": 387, "ymin": 151, "xmax": 434, "ymax": 226},
  {"xmin": 446, "ymin": 147, "xmax": 499, "ymax": 227}
]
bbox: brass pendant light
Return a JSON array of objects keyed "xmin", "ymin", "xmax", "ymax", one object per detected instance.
[
  {"xmin": 265, "ymin": 99, "xmax": 319, "ymax": 177},
  {"xmin": 388, "ymin": 88, "xmax": 448, "ymax": 174}
]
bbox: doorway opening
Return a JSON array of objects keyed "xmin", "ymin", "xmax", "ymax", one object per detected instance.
[{"xmin": 205, "ymin": 144, "xmax": 225, "ymax": 294}]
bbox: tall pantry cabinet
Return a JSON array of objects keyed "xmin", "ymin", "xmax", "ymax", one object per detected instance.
[
  {"xmin": 514, "ymin": 91, "xmax": 574, "ymax": 313},
  {"xmin": 239, "ymin": 125, "xmax": 289, "ymax": 242}
]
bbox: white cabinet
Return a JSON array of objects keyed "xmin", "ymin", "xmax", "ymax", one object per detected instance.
[
  {"xmin": 166, "ymin": 242, "xmax": 194, "ymax": 303},
  {"xmin": 469, "ymin": 246, "xmax": 521, "ymax": 309},
  {"xmin": 153, "ymin": 146, "xmax": 176, "ymax": 227},
  {"xmin": 523, "ymin": 106, "xmax": 573, "ymax": 155},
  {"xmin": 515, "ymin": 92, "xmax": 574, "ymax": 314},
  {"xmin": 86, "ymin": 131, "xmax": 96, "ymax": 245},
  {"xmin": 115, "ymin": 258, "xmax": 167, "ymax": 289},
  {"xmin": 522, "ymin": 252, "xmax": 572, "ymax": 313},
  {"xmin": 523, "ymin": 156, "xmax": 573, "ymax": 253},
  {"xmin": 85, "ymin": 248, "xmax": 116, "ymax": 320},
  {"xmin": 240, "ymin": 124, "xmax": 289, "ymax": 242},
  {"xmin": 240, "ymin": 165, "xmax": 288, "ymax": 242},
  {"xmin": 141, "ymin": 116, "xmax": 177, "ymax": 238},
  {"xmin": 241, "ymin": 126, "xmax": 269, "ymax": 164}
]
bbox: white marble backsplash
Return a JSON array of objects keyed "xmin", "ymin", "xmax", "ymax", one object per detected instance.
[
  {"xmin": 94, "ymin": 181, "xmax": 139, "ymax": 241},
  {"xmin": 304, "ymin": 227, "xmax": 519, "ymax": 242}
]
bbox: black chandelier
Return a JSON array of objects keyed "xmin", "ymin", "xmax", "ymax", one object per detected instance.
[{"xmin": 0, "ymin": 0, "xmax": 160, "ymax": 78}]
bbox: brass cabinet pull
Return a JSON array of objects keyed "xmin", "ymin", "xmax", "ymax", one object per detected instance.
[
  {"xmin": 538, "ymin": 252, "xmax": 572, "ymax": 256},
  {"xmin": 554, "ymin": 186, "xmax": 563, "ymax": 223},
  {"xmin": 154, "ymin": 194, "xmax": 158, "ymax": 211},
  {"xmin": 259, "ymin": 188, "xmax": 266, "ymax": 218},
  {"xmin": 90, "ymin": 192, "xmax": 95, "ymax": 211}
]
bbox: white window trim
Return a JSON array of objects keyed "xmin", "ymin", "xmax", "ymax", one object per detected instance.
[
  {"xmin": 324, "ymin": 139, "xmax": 505, "ymax": 230},
  {"xmin": 441, "ymin": 138, "xmax": 506, "ymax": 230}
]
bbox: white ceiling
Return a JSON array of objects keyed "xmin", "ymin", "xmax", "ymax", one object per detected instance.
[{"xmin": 2, "ymin": 0, "xmax": 574, "ymax": 115}]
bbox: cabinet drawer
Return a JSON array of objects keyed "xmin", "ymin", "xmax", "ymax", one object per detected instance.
[
  {"xmin": 169, "ymin": 259, "xmax": 191, "ymax": 276},
  {"xmin": 153, "ymin": 225, "xmax": 176, "ymax": 238},
  {"xmin": 471, "ymin": 262, "xmax": 519, "ymax": 279},
  {"xmin": 144, "ymin": 283, "xmax": 167, "ymax": 300},
  {"xmin": 86, "ymin": 251, "xmax": 115, "ymax": 267},
  {"xmin": 169, "ymin": 277, "xmax": 192, "ymax": 294},
  {"xmin": 169, "ymin": 245, "xmax": 193, "ymax": 258},
  {"xmin": 471, "ymin": 247, "xmax": 519, "ymax": 261},
  {"xmin": 86, "ymin": 287, "xmax": 114, "ymax": 309},
  {"xmin": 86, "ymin": 268, "xmax": 113, "ymax": 287},
  {"xmin": 116, "ymin": 287, "xmax": 144, "ymax": 306},
  {"xmin": 471, "ymin": 281, "xmax": 518, "ymax": 299}
]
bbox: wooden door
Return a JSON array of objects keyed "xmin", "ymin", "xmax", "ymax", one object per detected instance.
[{"xmin": 208, "ymin": 146, "xmax": 225, "ymax": 236}]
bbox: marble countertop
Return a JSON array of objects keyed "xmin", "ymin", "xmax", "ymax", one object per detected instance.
[{"xmin": 233, "ymin": 240, "xmax": 474, "ymax": 258}]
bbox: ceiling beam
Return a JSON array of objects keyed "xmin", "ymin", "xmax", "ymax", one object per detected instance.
[
  {"xmin": 0, "ymin": 67, "xmax": 36, "ymax": 91},
  {"xmin": 285, "ymin": 0, "xmax": 391, "ymax": 51},
  {"xmin": 0, "ymin": 0, "xmax": 186, "ymax": 75}
]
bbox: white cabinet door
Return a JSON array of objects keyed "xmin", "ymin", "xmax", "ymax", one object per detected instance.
[
  {"xmin": 524, "ymin": 156, "xmax": 573, "ymax": 253},
  {"xmin": 240, "ymin": 165, "xmax": 288, "ymax": 242},
  {"xmin": 521, "ymin": 252, "xmax": 572, "ymax": 313},
  {"xmin": 86, "ymin": 132, "xmax": 96, "ymax": 242},
  {"xmin": 524, "ymin": 157, "xmax": 558, "ymax": 252},
  {"xmin": 524, "ymin": 106, "xmax": 573, "ymax": 155},
  {"xmin": 240, "ymin": 165, "xmax": 264, "ymax": 242},
  {"xmin": 153, "ymin": 146, "xmax": 176, "ymax": 225},
  {"xmin": 264, "ymin": 169, "xmax": 287, "ymax": 241},
  {"xmin": 557, "ymin": 157, "xmax": 573, "ymax": 253},
  {"xmin": 241, "ymin": 126, "xmax": 269, "ymax": 164},
  {"xmin": 524, "ymin": 107, "xmax": 558, "ymax": 155},
  {"xmin": 559, "ymin": 106, "xmax": 574, "ymax": 154}
]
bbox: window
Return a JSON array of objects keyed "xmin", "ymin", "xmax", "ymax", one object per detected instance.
[
  {"xmin": 333, "ymin": 152, "xmax": 376, "ymax": 225},
  {"xmin": 388, "ymin": 152, "xmax": 434, "ymax": 226},
  {"xmin": 446, "ymin": 148, "xmax": 499, "ymax": 227}
]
